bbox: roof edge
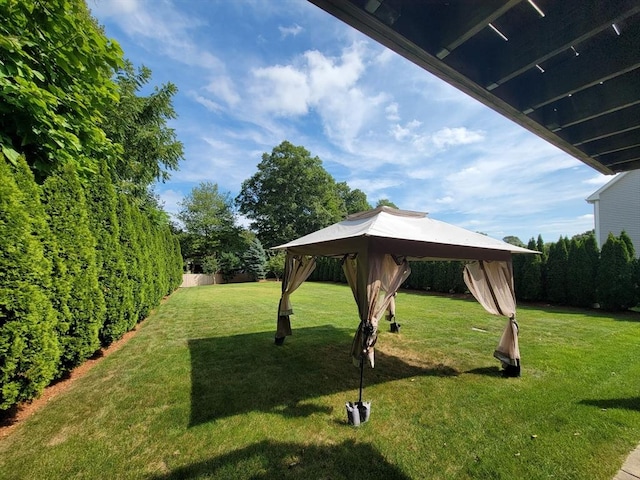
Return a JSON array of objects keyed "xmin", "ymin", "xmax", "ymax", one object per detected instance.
[
  {"xmin": 346, "ymin": 206, "xmax": 427, "ymax": 220},
  {"xmin": 586, "ymin": 172, "xmax": 628, "ymax": 202}
]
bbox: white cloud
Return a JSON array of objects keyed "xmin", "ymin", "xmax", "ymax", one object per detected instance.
[
  {"xmin": 431, "ymin": 127, "xmax": 484, "ymax": 148},
  {"xmin": 407, "ymin": 168, "xmax": 435, "ymax": 180},
  {"xmin": 385, "ymin": 102, "xmax": 400, "ymax": 121},
  {"xmin": 91, "ymin": 0, "xmax": 223, "ymax": 72},
  {"xmin": 250, "ymin": 65, "xmax": 311, "ymax": 116},
  {"xmin": 583, "ymin": 173, "xmax": 613, "ymax": 185},
  {"xmin": 279, "ymin": 24, "xmax": 303, "ymax": 38},
  {"xmin": 156, "ymin": 188, "xmax": 183, "ymax": 217},
  {"xmin": 205, "ymin": 76, "xmax": 240, "ymax": 107},
  {"xmin": 189, "ymin": 93, "xmax": 224, "ymax": 113}
]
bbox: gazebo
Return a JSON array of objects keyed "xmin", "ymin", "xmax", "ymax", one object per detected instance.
[{"xmin": 272, "ymin": 207, "xmax": 538, "ymax": 380}]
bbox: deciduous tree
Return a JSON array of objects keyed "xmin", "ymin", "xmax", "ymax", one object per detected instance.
[
  {"xmin": 0, "ymin": 0, "xmax": 123, "ymax": 178},
  {"xmin": 236, "ymin": 141, "xmax": 343, "ymax": 247},
  {"xmin": 102, "ymin": 61, "xmax": 183, "ymax": 192},
  {"xmin": 177, "ymin": 182, "xmax": 241, "ymax": 265}
]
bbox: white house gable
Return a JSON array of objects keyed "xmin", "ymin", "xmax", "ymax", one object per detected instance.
[{"xmin": 586, "ymin": 171, "xmax": 640, "ymax": 258}]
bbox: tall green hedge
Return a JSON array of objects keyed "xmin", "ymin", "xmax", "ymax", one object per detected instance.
[
  {"xmin": 599, "ymin": 233, "xmax": 636, "ymax": 311},
  {"xmin": 87, "ymin": 161, "xmax": 134, "ymax": 346},
  {"xmin": 43, "ymin": 163, "xmax": 106, "ymax": 372},
  {"xmin": 1, "ymin": 159, "xmax": 184, "ymax": 411},
  {"xmin": 0, "ymin": 156, "xmax": 60, "ymax": 409}
]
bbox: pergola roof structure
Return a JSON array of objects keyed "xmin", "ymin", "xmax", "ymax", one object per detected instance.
[{"xmin": 309, "ymin": 0, "xmax": 640, "ymax": 174}]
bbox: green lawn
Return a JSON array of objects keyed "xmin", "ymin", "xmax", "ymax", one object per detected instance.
[{"xmin": 1, "ymin": 281, "xmax": 640, "ymax": 479}]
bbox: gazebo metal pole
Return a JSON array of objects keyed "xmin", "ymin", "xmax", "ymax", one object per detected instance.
[{"xmin": 358, "ymin": 355, "xmax": 364, "ymax": 403}]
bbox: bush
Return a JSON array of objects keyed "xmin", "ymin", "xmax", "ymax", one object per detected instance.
[
  {"xmin": 87, "ymin": 161, "xmax": 133, "ymax": 346},
  {"xmin": 43, "ymin": 163, "xmax": 105, "ymax": 372},
  {"xmin": 598, "ymin": 233, "xmax": 635, "ymax": 311},
  {"xmin": 0, "ymin": 156, "xmax": 60, "ymax": 409},
  {"xmin": 546, "ymin": 237, "xmax": 569, "ymax": 304}
]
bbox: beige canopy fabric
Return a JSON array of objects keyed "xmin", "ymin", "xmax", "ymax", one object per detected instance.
[
  {"xmin": 275, "ymin": 206, "xmax": 536, "ymax": 261},
  {"xmin": 463, "ymin": 260, "xmax": 520, "ymax": 371},
  {"xmin": 276, "ymin": 254, "xmax": 316, "ymax": 339},
  {"xmin": 273, "ymin": 207, "xmax": 537, "ymax": 369}
]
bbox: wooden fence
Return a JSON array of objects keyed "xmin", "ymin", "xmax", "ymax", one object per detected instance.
[{"xmin": 180, "ymin": 273, "xmax": 252, "ymax": 287}]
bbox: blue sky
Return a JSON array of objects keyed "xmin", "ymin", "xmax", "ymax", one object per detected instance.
[{"xmin": 90, "ymin": 0, "xmax": 612, "ymax": 244}]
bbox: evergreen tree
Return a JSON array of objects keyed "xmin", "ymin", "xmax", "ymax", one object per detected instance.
[
  {"xmin": 86, "ymin": 161, "xmax": 133, "ymax": 345},
  {"xmin": 43, "ymin": 163, "xmax": 106, "ymax": 371},
  {"xmin": 518, "ymin": 238, "xmax": 543, "ymax": 301},
  {"xmin": 567, "ymin": 237, "xmax": 596, "ymax": 307},
  {"xmin": 598, "ymin": 233, "xmax": 635, "ymax": 311},
  {"xmin": 117, "ymin": 194, "xmax": 143, "ymax": 329},
  {"xmin": 0, "ymin": 157, "xmax": 60, "ymax": 409},
  {"xmin": 536, "ymin": 234, "xmax": 548, "ymax": 299},
  {"xmin": 171, "ymin": 234, "xmax": 184, "ymax": 290},
  {"xmin": 10, "ymin": 156, "xmax": 69, "ymax": 321},
  {"xmin": 131, "ymin": 206, "xmax": 154, "ymax": 319},
  {"xmin": 620, "ymin": 230, "xmax": 636, "ymax": 259},
  {"xmin": 243, "ymin": 239, "xmax": 267, "ymax": 281},
  {"xmin": 546, "ymin": 237, "xmax": 569, "ymax": 304}
]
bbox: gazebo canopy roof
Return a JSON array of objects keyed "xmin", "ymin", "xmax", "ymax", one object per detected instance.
[{"xmin": 274, "ymin": 206, "xmax": 538, "ymax": 261}]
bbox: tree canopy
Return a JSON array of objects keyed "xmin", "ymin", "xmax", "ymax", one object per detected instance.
[
  {"xmin": 336, "ymin": 181, "xmax": 371, "ymax": 215},
  {"xmin": 0, "ymin": 0, "xmax": 123, "ymax": 178},
  {"xmin": 102, "ymin": 61, "xmax": 183, "ymax": 193},
  {"xmin": 376, "ymin": 198, "xmax": 399, "ymax": 209},
  {"xmin": 177, "ymin": 182, "xmax": 241, "ymax": 265},
  {"xmin": 236, "ymin": 141, "xmax": 345, "ymax": 247}
]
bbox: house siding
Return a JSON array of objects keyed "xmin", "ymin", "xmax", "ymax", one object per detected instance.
[{"xmin": 594, "ymin": 171, "xmax": 640, "ymax": 258}]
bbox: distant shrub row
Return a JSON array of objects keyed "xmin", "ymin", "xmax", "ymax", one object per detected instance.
[
  {"xmin": 0, "ymin": 156, "xmax": 183, "ymax": 411},
  {"xmin": 308, "ymin": 233, "xmax": 640, "ymax": 311}
]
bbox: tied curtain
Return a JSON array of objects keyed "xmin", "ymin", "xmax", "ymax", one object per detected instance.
[
  {"xmin": 343, "ymin": 252, "xmax": 411, "ymax": 368},
  {"xmin": 463, "ymin": 260, "xmax": 520, "ymax": 368},
  {"xmin": 276, "ymin": 254, "xmax": 316, "ymax": 339}
]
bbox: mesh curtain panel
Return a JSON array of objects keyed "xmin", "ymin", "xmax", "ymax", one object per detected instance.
[
  {"xmin": 463, "ymin": 260, "xmax": 520, "ymax": 366},
  {"xmin": 276, "ymin": 254, "xmax": 316, "ymax": 338},
  {"xmin": 345, "ymin": 253, "xmax": 411, "ymax": 367}
]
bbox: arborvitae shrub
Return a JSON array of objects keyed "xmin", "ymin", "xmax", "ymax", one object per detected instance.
[
  {"xmin": 117, "ymin": 194, "xmax": 143, "ymax": 329},
  {"xmin": 546, "ymin": 237, "xmax": 569, "ymax": 304},
  {"xmin": 134, "ymin": 209, "xmax": 155, "ymax": 318},
  {"xmin": 566, "ymin": 238, "xmax": 592, "ymax": 307},
  {"xmin": 598, "ymin": 233, "xmax": 635, "ymax": 311},
  {"xmin": 518, "ymin": 238, "xmax": 542, "ymax": 301},
  {"xmin": 0, "ymin": 157, "xmax": 60, "ymax": 409},
  {"xmin": 171, "ymin": 234, "xmax": 184, "ymax": 290},
  {"xmin": 43, "ymin": 163, "xmax": 105, "ymax": 371},
  {"xmin": 87, "ymin": 162, "xmax": 133, "ymax": 346}
]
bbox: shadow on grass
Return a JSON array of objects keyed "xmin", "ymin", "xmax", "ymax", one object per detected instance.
[
  {"xmin": 149, "ymin": 439, "xmax": 410, "ymax": 480},
  {"xmin": 579, "ymin": 397, "xmax": 640, "ymax": 411},
  {"xmin": 464, "ymin": 366, "xmax": 503, "ymax": 377},
  {"xmin": 189, "ymin": 325, "xmax": 456, "ymax": 426}
]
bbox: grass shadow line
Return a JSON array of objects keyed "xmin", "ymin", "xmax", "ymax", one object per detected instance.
[
  {"xmin": 579, "ymin": 397, "xmax": 640, "ymax": 411},
  {"xmin": 464, "ymin": 366, "xmax": 503, "ymax": 377},
  {"xmin": 148, "ymin": 439, "xmax": 411, "ymax": 480}
]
